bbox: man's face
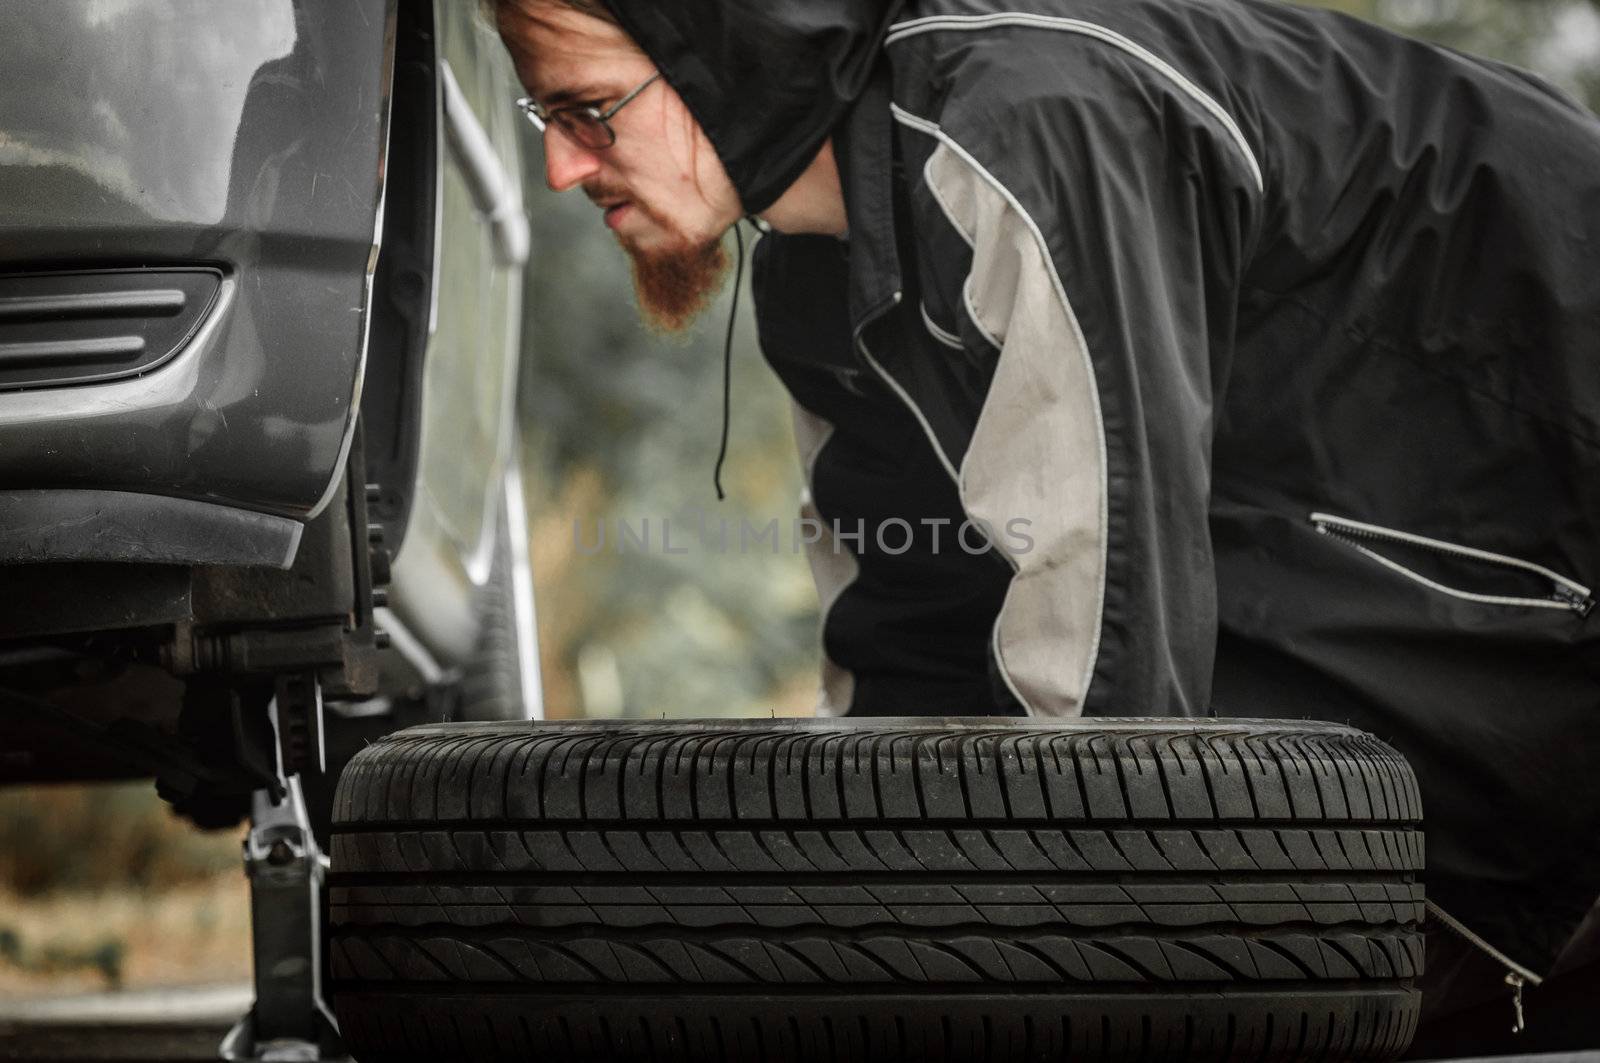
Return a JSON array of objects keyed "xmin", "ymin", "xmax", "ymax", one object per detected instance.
[{"xmin": 499, "ymin": 3, "xmax": 743, "ymax": 332}]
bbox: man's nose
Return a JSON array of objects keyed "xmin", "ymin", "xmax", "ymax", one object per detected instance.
[{"xmin": 543, "ymin": 130, "xmax": 602, "ymax": 192}]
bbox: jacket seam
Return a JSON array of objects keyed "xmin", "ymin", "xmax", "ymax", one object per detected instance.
[
  {"xmin": 916, "ymin": 149, "xmax": 1005, "ymax": 354},
  {"xmin": 885, "ymin": 12, "xmax": 1265, "ymax": 194},
  {"xmin": 961, "ymin": 277, "xmax": 1004, "ymax": 352},
  {"xmin": 920, "ymin": 150, "xmax": 976, "ymax": 249},
  {"xmin": 892, "ymin": 101, "xmax": 1112, "ymax": 717},
  {"xmin": 855, "ymin": 329, "xmax": 964, "ymax": 487},
  {"xmin": 919, "ymin": 301, "xmax": 966, "ymax": 351}
]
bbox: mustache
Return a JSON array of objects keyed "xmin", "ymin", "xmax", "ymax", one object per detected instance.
[{"xmin": 584, "ymin": 184, "xmax": 630, "ymax": 208}]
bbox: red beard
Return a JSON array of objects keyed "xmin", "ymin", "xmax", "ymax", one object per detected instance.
[{"xmin": 622, "ymin": 232, "xmax": 731, "ymax": 335}]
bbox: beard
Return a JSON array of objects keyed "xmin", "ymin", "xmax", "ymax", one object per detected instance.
[
  {"xmin": 625, "ymin": 235, "xmax": 731, "ymax": 335},
  {"xmin": 599, "ymin": 193, "xmax": 730, "ymax": 334}
]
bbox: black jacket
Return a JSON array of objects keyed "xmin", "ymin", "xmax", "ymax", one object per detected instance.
[{"xmin": 601, "ymin": 0, "xmax": 1600, "ymax": 979}]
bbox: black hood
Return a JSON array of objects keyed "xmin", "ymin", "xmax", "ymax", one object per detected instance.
[{"xmin": 599, "ymin": 0, "xmax": 904, "ymax": 214}]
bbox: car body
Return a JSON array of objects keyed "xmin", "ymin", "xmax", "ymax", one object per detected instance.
[{"xmin": 0, "ymin": 0, "xmax": 540, "ymax": 809}]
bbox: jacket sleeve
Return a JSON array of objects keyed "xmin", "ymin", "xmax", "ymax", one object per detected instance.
[{"xmin": 895, "ymin": 33, "xmax": 1262, "ymax": 718}]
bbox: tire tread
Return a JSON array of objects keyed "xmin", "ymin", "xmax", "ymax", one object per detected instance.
[{"xmin": 330, "ymin": 721, "xmax": 1422, "ymax": 1061}]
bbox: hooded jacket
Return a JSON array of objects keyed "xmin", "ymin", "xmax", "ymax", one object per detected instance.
[{"xmin": 600, "ymin": 0, "xmax": 1600, "ymax": 982}]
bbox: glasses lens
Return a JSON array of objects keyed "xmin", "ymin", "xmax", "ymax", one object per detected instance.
[{"xmin": 552, "ymin": 110, "xmax": 614, "ymax": 150}]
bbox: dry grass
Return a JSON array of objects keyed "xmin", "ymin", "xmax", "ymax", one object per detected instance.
[
  {"xmin": 0, "ymin": 873, "xmax": 251, "ymax": 996},
  {"xmin": 0, "ymin": 782, "xmax": 251, "ymax": 996},
  {"xmin": 0, "ymin": 782, "xmax": 241, "ymax": 897}
]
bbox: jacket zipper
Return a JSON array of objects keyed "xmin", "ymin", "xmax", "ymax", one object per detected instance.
[
  {"xmin": 1426, "ymin": 900, "xmax": 1541, "ymax": 1034},
  {"xmin": 1311, "ymin": 512, "xmax": 1594, "ymax": 616}
]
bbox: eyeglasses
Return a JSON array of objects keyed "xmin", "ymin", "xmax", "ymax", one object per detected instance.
[{"xmin": 516, "ymin": 72, "xmax": 662, "ymax": 151}]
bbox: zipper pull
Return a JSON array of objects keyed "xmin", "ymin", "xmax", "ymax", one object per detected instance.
[
  {"xmin": 1552, "ymin": 583, "xmax": 1595, "ymax": 616},
  {"xmin": 1506, "ymin": 972, "xmax": 1526, "ymax": 1034}
]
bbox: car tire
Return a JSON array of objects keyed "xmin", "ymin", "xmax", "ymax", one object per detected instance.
[
  {"xmin": 328, "ymin": 717, "xmax": 1424, "ymax": 1062},
  {"xmin": 307, "ymin": 452, "xmax": 541, "ymax": 848}
]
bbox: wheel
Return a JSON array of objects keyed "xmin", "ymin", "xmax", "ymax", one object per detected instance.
[
  {"xmin": 307, "ymin": 449, "xmax": 543, "ymax": 834},
  {"xmin": 327, "ymin": 718, "xmax": 1424, "ymax": 1062}
]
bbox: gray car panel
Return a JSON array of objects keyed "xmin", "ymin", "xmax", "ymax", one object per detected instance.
[{"xmin": 0, "ymin": 0, "xmax": 394, "ymax": 520}]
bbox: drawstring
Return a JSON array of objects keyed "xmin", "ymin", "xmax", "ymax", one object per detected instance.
[{"xmin": 712, "ymin": 220, "xmax": 746, "ymax": 501}]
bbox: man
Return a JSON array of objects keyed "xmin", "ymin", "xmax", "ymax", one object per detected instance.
[{"xmin": 496, "ymin": 0, "xmax": 1600, "ymax": 1037}]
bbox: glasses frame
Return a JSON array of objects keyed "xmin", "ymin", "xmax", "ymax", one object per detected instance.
[{"xmin": 516, "ymin": 72, "xmax": 662, "ymax": 150}]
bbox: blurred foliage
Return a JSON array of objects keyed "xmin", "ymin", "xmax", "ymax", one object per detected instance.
[
  {"xmin": 0, "ymin": 926, "xmax": 123, "ymax": 989},
  {"xmin": 518, "ymin": 188, "xmax": 819, "ymax": 719},
  {"xmin": 515, "ymin": 0, "xmax": 1598, "ymax": 722},
  {"xmin": 0, "ymin": 875, "xmax": 250, "ymax": 994},
  {"xmin": 0, "ymin": 783, "xmax": 248, "ymax": 992},
  {"xmin": 0, "ymin": 782, "xmax": 239, "ymax": 896}
]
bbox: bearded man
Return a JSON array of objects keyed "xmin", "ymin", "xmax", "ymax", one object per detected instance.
[{"xmin": 494, "ymin": 0, "xmax": 1600, "ymax": 1044}]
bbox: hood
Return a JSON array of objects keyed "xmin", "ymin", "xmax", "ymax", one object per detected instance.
[{"xmin": 599, "ymin": 0, "xmax": 904, "ymax": 214}]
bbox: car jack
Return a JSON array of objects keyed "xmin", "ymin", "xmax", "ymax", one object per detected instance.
[{"xmin": 220, "ymin": 773, "xmax": 346, "ymax": 1062}]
